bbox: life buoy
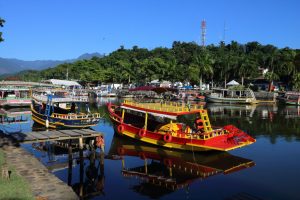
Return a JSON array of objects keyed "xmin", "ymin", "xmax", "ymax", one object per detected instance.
[
  {"xmin": 96, "ymin": 136, "xmax": 104, "ymax": 148},
  {"xmin": 163, "ymin": 133, "xmax": 172, "ymax": 143},
  {"xmin": 138, "ymin": 129, "xmax": 146, "ymax": 137},
  {"xmin": 117, "ymin": 124, "xmax": 124, "ymax": 134},
  {"xmin": 195, "ymin": 118, "xmax": 203, "ymax": 124},
  {"xmin": 117, "ymin": 147, "xmax": 125, "ymax": 155}
]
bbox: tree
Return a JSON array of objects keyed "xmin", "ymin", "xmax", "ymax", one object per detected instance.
[
  {"xmin": 292, "ymin": 73, "xmax": 300, "ymax": 91},
  {"xmin": 190, "ymin": 50, "xmax": 214, "ymax": 89},
  {"xmin": 238, "ymin": 54, "xmax": 258, "ymax": 86},
  {"xmin": 264, "ymin": 72, "xmax": 279, "ymax": 91}
]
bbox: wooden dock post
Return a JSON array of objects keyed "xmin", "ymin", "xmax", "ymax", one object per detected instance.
[
  {"xmin": 79, "ymin": 137, "xmax": 83, "ymax": 149},
  {"xmin": 79, "ymin": 147, "xmax": 84, "ymax": 198},
  {"xmin": 67, "ymin": 139, "xmax": 73, "ymax": 186}
]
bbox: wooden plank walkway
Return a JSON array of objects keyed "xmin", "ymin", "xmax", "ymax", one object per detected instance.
[{"xmin": 10, "ymin": 129, "xmax": 103, "ymax": 143}]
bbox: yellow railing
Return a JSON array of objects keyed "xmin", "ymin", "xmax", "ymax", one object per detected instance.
[
  {"xmin": 185, "ymin": 129, "xmax": 226, "ymax": 140},
  {"xmin": 123, "ymin": 100, "xmax": 203, "ymax": 113},
  {"xmin": 52, "ymin": 113, "xmax": 101, "ymax": 120}
]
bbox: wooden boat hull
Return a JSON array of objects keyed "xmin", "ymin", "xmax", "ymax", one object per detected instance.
[
  {"xmin": 31, "ymin": 103, "xmax": 100, "ymax": 129},
  {"xmin": 206, "ymin": 95, "xmax": 257, "ymax": 104},
  {"xmin": 107, "ymin": 103, "xmax": 256, "ymax": 152}
]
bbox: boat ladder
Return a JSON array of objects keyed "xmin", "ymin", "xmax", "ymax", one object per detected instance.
[
  {"xmin": 199, "ymin": 110, "xmax": 213, "ymax": 133},
  {"xmin": 45, "ymin": 95, "xmax": 53, "ymax": 117}
]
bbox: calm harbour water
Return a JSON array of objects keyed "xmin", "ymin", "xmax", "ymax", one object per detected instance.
[{"xmin": 1, "ymin": 98, "xmax": 300, "ymax": 200}]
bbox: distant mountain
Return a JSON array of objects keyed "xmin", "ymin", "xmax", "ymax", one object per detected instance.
[
  {"xmin": 76, "ymin": 52, "xmax": 103, "ymax": 60},
  {"xmin": 0, "ymin": 52, "xmax": 103, "ymax": 74}
]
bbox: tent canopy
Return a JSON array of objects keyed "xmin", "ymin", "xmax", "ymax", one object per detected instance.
[{"xmin": 226, "ymin": 80, "xmax": 240, "ymax": 86}]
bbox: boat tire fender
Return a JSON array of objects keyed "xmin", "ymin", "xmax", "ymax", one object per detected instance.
[
  {"xmin": 164, "ymin": 133, "xmax": 172, "ymax": 143},
  {"xmin": 117, "ymin": 124, "xmax": 125, "ymax": 134},
  {"xmin": 138, "ymin": 129, "xmax": 146, "ymax": 137}
]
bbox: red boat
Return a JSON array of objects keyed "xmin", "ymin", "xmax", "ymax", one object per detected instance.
[{"xmin": 107, "ymin": 100, "xmax": 256, "ymax": 151}]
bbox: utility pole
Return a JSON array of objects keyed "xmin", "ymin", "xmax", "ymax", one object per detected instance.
[
  {"xmin": 66, "ymin": 67, "xmax": 69, "ymax": 80},
  {"xmin": 201, "ymin": 20, "xmax": 206, "ymax": 47}
]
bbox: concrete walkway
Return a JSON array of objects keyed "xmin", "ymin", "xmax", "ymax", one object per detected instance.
[{"xmin": 0, "ymin": 134, "xmax": 79, "ymax": 200}]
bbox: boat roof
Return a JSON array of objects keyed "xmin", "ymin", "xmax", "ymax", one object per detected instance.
[
  {"xmin": 121, "ymin": 100, "xmax": 203, "ymax": 120},
  {"xmin": 211, "ymin": 87, "xmax": 250, "ymax": 92},
  {"xmin": 32, "ymin": 94, "xmax": 89, "ymax": 103},
  {"xmin": 129, "ymin": 86, "xmax": 178, "ymax": 94}
]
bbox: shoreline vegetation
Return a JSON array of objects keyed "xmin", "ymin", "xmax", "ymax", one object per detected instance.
[
  {"xmin": 6, "ymin": 41, "xmax": 300, "ymax": 91},
  {"xmin": 0, "ymin": 149, "xmax": 34, "ymax": 200}
]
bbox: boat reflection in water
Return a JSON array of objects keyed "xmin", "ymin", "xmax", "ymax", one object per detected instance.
[
  {"xmin": 0, "ymin": 107, "xmax": 31, "ymax": 134},
  {"xmin": 0, "ymin": 107, "xmax": 31, "ymax": 124},
  {"xmin": 30, "ymin": 140, "xmax": 105, "ymax": 199},
  {"xmin": 108, "ymin": 135, "xmax": 255, "ymax": 198}
]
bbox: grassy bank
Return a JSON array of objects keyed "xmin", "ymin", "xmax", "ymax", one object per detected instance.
[{"xmin": 0, "ymin": 149, "xmax": 34, "ymax": 200}]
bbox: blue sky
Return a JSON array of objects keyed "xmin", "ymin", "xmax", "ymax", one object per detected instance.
[{"xmin": 0, "ymin": 0, "xmax": 299, "ymax": 60}]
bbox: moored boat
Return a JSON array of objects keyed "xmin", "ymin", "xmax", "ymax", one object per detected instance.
[
  {"xmin": 0, "ymin": 86, "xmax": 31, "ymax": 107},
  {"xmin": 107, "ymin": 100, "xmax": 256, "ymax": 151},
  {"xmin": 278, "ymin": 91, "xmax": 300, "ymax": 106},
  {"xmin": 206, "ymin": 88, "xmax": 257, "ymax": 104},
  {"xmin": 31, "ymin": 94, "xmax": 101, "ymax": 128}
]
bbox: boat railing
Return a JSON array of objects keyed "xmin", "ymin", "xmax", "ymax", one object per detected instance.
[
  {"xmin": 123, "ymin": 100, "xmax": 203, "ymax": 112},
  {"xmin": 0, "ymin": 96, "xmax": 31, "ymax": 100},
  {"xmin": 52, "ymin": 113, "xmax": 101, "ymax": 119},
  {"xmin": 185, "ymin": 129, "xmax": 226, "ymax": 140}
]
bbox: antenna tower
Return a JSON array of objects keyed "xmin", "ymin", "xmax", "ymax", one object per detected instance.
[{"xmin": 201, "ymin": 20, "xmax": 206, "ymax": 47}]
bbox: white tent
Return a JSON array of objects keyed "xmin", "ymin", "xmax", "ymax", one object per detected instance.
[
  {"xmin": 45, "ymin": 79, "xmax": 81, "ymax": 87},
  {"xmin": 150, "ymin": 79, "xmax": 160, "ymax": 84},
  {"xmin": 226, "ymin": 80, "xmax": 240, "ymax": 86}
]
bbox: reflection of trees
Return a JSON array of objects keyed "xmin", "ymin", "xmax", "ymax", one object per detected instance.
[{"xmin": 208, "ymin": 105, "xmax": 300, "ymax": 144}]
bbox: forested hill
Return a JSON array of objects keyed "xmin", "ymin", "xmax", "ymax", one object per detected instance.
[
  {"xmin": 6, "ymin": 41, "xmax": 300, "ymax": 90},
  {"xmin": 0, "ymin": 52, "xmax": 103, "ymax": 74}
]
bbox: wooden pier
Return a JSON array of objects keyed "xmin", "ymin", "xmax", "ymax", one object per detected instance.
[{"xmin": 10, "ymin": 128, "xmax": 103, "ymax": 144}]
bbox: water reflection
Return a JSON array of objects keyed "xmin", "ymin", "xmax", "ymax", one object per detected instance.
[
  {"xmin": 206, "ymin": 104, "xmax": 300, "ymax": 141},
  {"xmin": 0, "ymin": 107, "xmax": 31, "ymax": 134},
  {"xmin": 30, "ymin": 141, "xmax": 105, "ymax": 199},
  {"xmin": 107, "ymin": 135, "xmax": 254, "ymax": 199},
  {"xmin": 6, "ymin": 100, "xmax": 300, "ymax": 200}
]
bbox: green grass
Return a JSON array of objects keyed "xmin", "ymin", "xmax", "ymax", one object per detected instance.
[{"xmin": 0, "ymin": 150, "xmax": 34, "ymax": 200}]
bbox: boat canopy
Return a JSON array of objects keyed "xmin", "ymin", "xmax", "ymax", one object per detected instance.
[
  {"xmin": 121, "ymin": 101, "xmax": 203, "ymax": 120},
  {"xmin": 32, "ymin": 94, "xmax": 88, "ymax": 103}
]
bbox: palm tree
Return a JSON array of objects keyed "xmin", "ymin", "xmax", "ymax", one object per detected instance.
[
  {"xmin": 239, "ymin": 54, "xmax": 258, "ymax": 86},
  {"xmin": 292, "ymin": 73, "xmax": 300, "ymax": 91},
  {"xmin": 190, "ymin": 50, "xmax": 214, "ymax": 90},
  {"xmin": 264, "ymin": 72, "xmax": 279, "ymax": 91}
]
